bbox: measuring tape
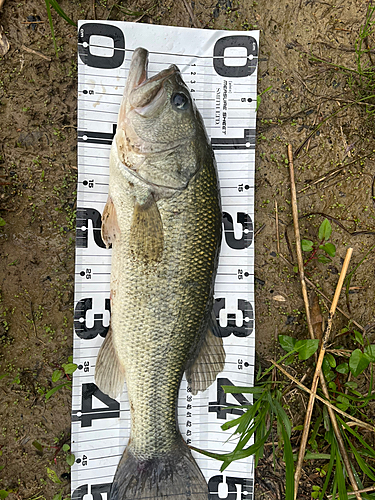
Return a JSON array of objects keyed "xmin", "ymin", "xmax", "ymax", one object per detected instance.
[{"xmin": 72, "ymin": 21, "xmax": 258, "ymax": 500}]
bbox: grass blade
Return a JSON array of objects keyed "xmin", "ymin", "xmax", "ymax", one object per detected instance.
[
  {"xmin": 44, "ymin": 0, "xmax": 58, "ymax": 57},
  {"xmin": 48, "ymin": 0, "xmax": 76, "ymax": 26},
  {"xmin": 338, "ymin": 416, "xmax": 375, "ymax": 458},
  {"xmin": 281, "ymin": 422, "xmax": 294, "ymax": 500},
  {"xmin": 190, "ymin": 428, "xmax": 271, "ymax": 471},
  {"xmin": 222, "ymin": 385, "xmax": 265, "ymax": 394},
  {"xmin": 335, "ymin": 448, "xmax": 348, "ymax": 500},
  {"xmin": 347, "ymin": 440, "xmax": 375, "ymax": 481},
  {"xmin": 45, "ymin": 381, "xmax": 71, "ymax": 400},
  {"xmin": 319, "ymin": 431, "xmax": 336, "ymax": 499}
]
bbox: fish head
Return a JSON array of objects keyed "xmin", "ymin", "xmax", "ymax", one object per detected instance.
[{"xmin": 115, "ymin": 48, "xmax": 210, "ymax": 195}]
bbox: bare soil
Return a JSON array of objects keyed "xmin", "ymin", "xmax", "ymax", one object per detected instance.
[{"xmin": 0, "ymin": 0, "xmax": 374, "ymax": 498}]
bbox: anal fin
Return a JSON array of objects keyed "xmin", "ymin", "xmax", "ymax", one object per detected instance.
[
  {"xmin": 186, "ymin": 316, "xmax": 226, "ymax": 396},
  {"xmin": 95, "ymin": 325, "xmax": 125, "ymax": 399}
]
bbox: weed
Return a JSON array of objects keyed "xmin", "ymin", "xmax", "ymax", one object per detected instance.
[
  {"xmin": 0, "ymin": 490, "xmax": 12, "ymax": 499},
  {"xmin": 46, "ymin": 463, "xmax": 70, "ymax": 500},
  {"xmin": 46, "ymin": 356, "xmax": 77, "ymax": 401},
  {"xmin": 207, "ymin": 318, "xmax": 375, "ymax": 499},
  {"xmin": 61, "ymin": 443, "xmax": 75, "ymax": 467},
  {"xmin": 192, "ymin": 338, "xmax": 320, "ymax": 500},
  {"xmin": 44, "ymin": 0, "xmax": 76, "ymax": 57},
  {"xmin": 46, "ymin": 467, "xmax": 61, "ymax": 484},
  {"xmin": 67, "ymin": 60, "xmax": 77, "ymax": 78},
  {"xmin": 256, "ymin": 85, "xmax": 272, "ymax": 112},
  {"xmin": 300, "ymin": 218, "xmax": 336, "ymax": 268},
  {"xmin": 53, "ymin": 128, "xmax": 66, "ymax": 141}
]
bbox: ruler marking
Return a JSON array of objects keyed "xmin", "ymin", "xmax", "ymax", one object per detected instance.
[{"xmin": 74, "ymin": 20, "xmax": 257, "ymax": 497}]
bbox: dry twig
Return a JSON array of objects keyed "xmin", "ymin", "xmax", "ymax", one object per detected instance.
[
  {"xmin": 29, "ymin": 302, "xmax": 46, "ymax": 345},
  {"xmin": 21, "ymin": 44, "xmax": 51, "ymax": 61},
  {"xmin": 306, "ymin": 103, "xmax": 320, "ymax": 153},
  {"xmin": 275, "ymin": 200, "xmax": 280, "ymax": 253},
  {"xmin": 287, "ymin": 144, "xmax": 315, "ymax": 341},
  {"xmin": 181, "ymin": 0, "xmax": 199, "ymax": 27},
  {"xmin": 328, "ymin": 485, "xmax": 375, "ymax": 499},
  {"xmin": 294, "ymin": 249, "xmax": 357, "ymax": 499},
  {"xmin": 254, "ymin": 223, "xmax": 266, "ymax": 238},
  {"xmin": 278, "ymin": 252, "xmax": 365, "ymax": 331},
  {"xmin": 287, "ymin": 141, "xmax": 360, "ymax": 497},
  {"xmin": 270, "ymin": 360, "xmax": 374, "ymax": 433}
]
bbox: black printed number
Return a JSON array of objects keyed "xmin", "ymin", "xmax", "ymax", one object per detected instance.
[
  {"xmin": 76, "ymin": 208, "xmax": 107, "ymax": 249},
  {"xmin": 213, "ymin": 298, "xmax": 254, "ymax": 338},
  {"xmin": 72, "ymin": 383, "xmax": 120, "ymax": 427},
  {"xmin": 74, "ymin": 297, "xmax": 110, "ymax": 340},
  {"xmin": 213, "ymin": 35, "xmax": 258, "ymax": 77},
  {"xmin": 223, "ymin": 211, "xmax": 253, "ymax": 249},
  {"xmin": 209, "ymin": 475, "xmax": 253, "ymax": 500},
  {"xmin": 78, "ymin": 23, "xmax": 125, "ymax": 69},
  {"xmin": 72, "ymin": 483, "xmax": 111, "ymax": 500},
  {"xmin": 209, "ymin": 377, "xmax": 250, "ymax": 419}
]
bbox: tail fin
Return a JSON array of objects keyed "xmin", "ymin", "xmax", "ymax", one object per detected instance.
[{"xmin": 109, "ymin": 437, "xmax": 208, "ymax": 500}]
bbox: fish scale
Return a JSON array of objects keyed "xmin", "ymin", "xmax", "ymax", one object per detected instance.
[
  {"xmin": 111, "ymin": 157, "xmax": 222, "ymax": 459},
  {"xmin": 94, "ymin": 48, "xmax": 223, "ymax": 499}
]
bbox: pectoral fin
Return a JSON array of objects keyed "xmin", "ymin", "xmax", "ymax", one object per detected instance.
[
  {"xmin": 95, "ymin": 325, "xmax": 125, "ymax": 399},
  {"xmin": 130, "ymin": 195, "xmax": 164, "ymax": 263},
  {"xmin": 101, "ymin": 196, "xmax": 120, "ymax": 248},
  {"xmin": 186, "ymin": 317, "xmax": 226, "ymax": 395}
]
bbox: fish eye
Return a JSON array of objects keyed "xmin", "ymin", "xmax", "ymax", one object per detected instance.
[{"xmin": 171, "ymin": 92, "xmax": 189, "ymax": 110}]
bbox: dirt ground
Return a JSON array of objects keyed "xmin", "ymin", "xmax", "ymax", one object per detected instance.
[{"xmin": 0, "ymin": 0, "xmax": 374, "ymax": 498}]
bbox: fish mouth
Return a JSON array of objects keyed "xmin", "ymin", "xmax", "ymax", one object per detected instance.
[{"xmin": 127, "ymin": 48, "xmax": 179, "ymax": 115}]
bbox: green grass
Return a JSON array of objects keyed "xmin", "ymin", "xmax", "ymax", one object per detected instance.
[
  {"xmin": 44, "ymin": 0, "xmax": 76, "ymax": 57},
  {"xmin": 197, "ymin": 334, "xmax": 375, "ymax": 498}
]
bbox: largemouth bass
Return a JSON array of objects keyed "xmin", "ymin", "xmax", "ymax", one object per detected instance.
[{"xmin": 95, "ymin": 47, "xmax": 224, "ymax": 500}]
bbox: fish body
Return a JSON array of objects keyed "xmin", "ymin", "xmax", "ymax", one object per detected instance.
[{"xmin": 95, "ymin": 48, "xmax": 224, "ymax": 500}]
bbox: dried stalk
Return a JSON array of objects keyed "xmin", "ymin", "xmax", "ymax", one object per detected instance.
[
  {"xmin": 278, "ymin": 252, "xmax": 365, "ymax": 332},
  {"xmin": 254, "ymin": 223, "xmax": 266, "ymax": 238},
  {"xmin": 181, "ymin": 0, "xmax": 199, "ymax": 27},
  {"xmin": 21, "ymin": 44, "xmax": 51, "ymax": 61},
  {"xmin": 294, "ymin": 249, "xmax": 355, "ymax": 499},
  {"xmin": 328, "ymin": 485, "xmax": 375, "ymax": 499},
  {"xmin": 304, "ymin": 275, "xmax": 364, "ymax": 332},
  {"xmin": 318, "ymin": 249, "xmax": 361, "ymax": 500},
  {"xmin": 270, "ymin": 360, "xmax": 375, "ymax": 433},
  {"xmin": 287, "ymin": 144, "xmax": 315, "ymax": 341},
  {"xmin": 319, "ymin": 371, "xmax": 362, "ymax": 500},
  {"xmin": 305, "ymin": 103, "xmax": 320, "ymax": 153},
  {"xmin": 275, "ymin": 200, "xmax": 280, "ymax": 253}
]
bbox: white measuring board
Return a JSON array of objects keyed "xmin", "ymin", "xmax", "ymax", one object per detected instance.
[{"xmin": 72, "ymin": 21, "xmax": 258, "ymax": 500}]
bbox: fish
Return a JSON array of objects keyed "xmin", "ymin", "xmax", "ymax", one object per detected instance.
[{"xmin": 95, "ymin": 47, "xmax": 225, "ymax": 500}]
